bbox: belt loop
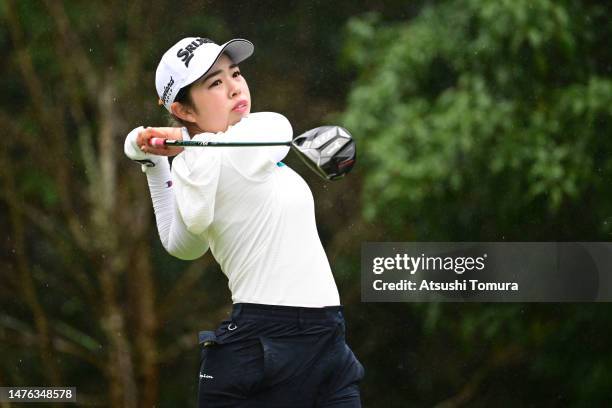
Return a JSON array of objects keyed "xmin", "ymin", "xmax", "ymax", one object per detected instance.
[
  {"xmin": 232, "ymin": 303, "xmax": 243, "ymax": 321},
  {"xmin": 297, "ymin": 308, "xmax": 303, "ymax": 329}
]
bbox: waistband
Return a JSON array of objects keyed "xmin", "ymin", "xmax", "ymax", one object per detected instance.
[{"xmin": 231, "ymin": 303, "xmax": 344, "ymax": 322}]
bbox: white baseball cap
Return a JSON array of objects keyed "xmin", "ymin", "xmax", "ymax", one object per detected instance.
[{"xmin": 155, "ymin": 37, "xmax": 254, "ymax": 111}]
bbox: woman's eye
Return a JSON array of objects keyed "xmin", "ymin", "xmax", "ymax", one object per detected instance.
[
  {"xmin": 209, "ymin": 79, "xmax": 222, "ymax": 88},
  {"xmin": 233, "ymin": 70, "xmax": 241, "ymax": 78}
]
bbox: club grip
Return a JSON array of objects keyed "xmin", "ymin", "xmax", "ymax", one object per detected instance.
[{"xmin": 149, "ymin": 137, "xmax": 166, "ymax": 147}]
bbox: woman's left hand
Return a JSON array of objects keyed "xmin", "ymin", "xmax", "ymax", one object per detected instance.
[{"xmin": 138, "ymin": 127, "xmax": 184, "ymax": 156}]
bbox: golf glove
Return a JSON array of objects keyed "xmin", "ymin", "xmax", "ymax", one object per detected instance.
[{"xmin": 124, "ymin": 126, "xmax": 164, "ymax": 172}]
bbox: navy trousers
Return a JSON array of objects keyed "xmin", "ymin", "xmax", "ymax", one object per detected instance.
[{"xmin": 197, "ymin": 303, "xmax": 365, "ymax": 407}]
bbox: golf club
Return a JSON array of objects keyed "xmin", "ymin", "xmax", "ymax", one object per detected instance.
[{"xmin": 149, "ymin": 126, "xmax": 356, "ymax": 181}]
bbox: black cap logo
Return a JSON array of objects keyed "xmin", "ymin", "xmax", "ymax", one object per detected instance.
[{"xmin": 176, "ymin": 37, "xmax": 214, "ymax": 67}]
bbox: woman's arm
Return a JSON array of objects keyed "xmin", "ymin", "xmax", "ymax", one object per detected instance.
[
  {"xmin": 192, "ymin": 112, "xmax": 293, "ymax": 179},
  {"xmin": 139, "ymin": 112, "xmax": 291, "ymax": 237},
  {"xmin": 125, "ymin": 126, "xmax": 209, "ymax": 260}
]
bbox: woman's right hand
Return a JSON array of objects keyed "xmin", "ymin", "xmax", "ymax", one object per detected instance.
[{"xmin": 138, "ymin": 127, "xmax": 185, "ymax": 156}]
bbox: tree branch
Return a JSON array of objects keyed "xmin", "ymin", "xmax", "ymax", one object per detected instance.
[
  {"xmin": 0, "ymin": 140, "xmax": 62, "ymax": 387},
  {"xmin": 434, "ymin": 345, "xmax": 527, "ymax": 408},
  {"xmin": 3, "ymin": 0, "xmax": 89, "ymax": 251},
  {"xmin": 157, "ymin": 258, "xmax": 212, "ymax": 322},
  {"xmin": 42, "ymin": 0, "xmax": 99, "ymax": 98}
]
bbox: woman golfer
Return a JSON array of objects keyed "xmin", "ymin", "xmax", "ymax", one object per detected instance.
[{"xmin": 124, "ymin": 37, "xmax": 364, "ymax": 407}]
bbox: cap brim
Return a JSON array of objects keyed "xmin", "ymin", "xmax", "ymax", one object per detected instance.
[
  {"xmin": 184, "ymin": 39, "xmax": 254, "ymax": 88},
  {"xmin": 220, "ymin": 39, "xmax": 254, "ymax": 66}
]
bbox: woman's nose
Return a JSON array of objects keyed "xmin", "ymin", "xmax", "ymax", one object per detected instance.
[{"xmin": 230, "ymin": 83, "xmax": 241, "ymax": 98}]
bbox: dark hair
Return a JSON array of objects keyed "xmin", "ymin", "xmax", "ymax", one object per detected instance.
[
  {"xmin": 167, "ymin": 37, "xmax": 216, "ymax": 129},
  {"xmin": 168, "ymin": 85, "xmax": 197, "ymax": 128}
]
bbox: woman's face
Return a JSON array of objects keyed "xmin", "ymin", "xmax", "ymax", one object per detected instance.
[{"xmin": 174, "ymin": 53, "xmax": 251, "ymax": 133}]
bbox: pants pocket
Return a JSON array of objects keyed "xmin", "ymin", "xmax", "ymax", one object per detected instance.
[
  {"xmin": 259, "ymin": 329, "xmax": 337, "ymax": 389},
  {"xmin": 198, "ymin": 338, "xmax": 264, "ymax": 402},
  {"xmin": 259, "ymin": 336, "xmax": 302, "ymax": 388}
]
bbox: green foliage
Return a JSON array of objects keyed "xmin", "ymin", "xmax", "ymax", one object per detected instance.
[
  {"xmin": 342, "ymin": 0, "xmax": 612, "ymax": 240},
  {"xmin": 3, "ymin": 0, "xmax": 612, "ymax": 406},
  {"xmin": 341, "ymin": 2, "xmax": 612, "ymax": 406}
]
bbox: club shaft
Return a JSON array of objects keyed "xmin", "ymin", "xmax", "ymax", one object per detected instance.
[{"xmin": 162, "ymin": 139, "xmax": 291, "ymax": 147}]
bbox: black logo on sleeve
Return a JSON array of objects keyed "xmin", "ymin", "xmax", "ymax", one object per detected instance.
[{"xmin": 176, "ymin": 37, "xmax": 214, "ymax": 67}]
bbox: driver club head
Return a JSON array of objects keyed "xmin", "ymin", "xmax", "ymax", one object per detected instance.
[{"xmin": 291, "ymin": 126, "xmax": 356, "ymax": 181}]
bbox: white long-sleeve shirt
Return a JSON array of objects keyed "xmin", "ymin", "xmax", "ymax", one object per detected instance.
[{"xmin": 134, "ymin": 112, "xmax": 340, "ymax": 307}]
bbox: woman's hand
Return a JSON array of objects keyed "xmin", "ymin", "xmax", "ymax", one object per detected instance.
[{"xmin": 138, "ymin": 127, "xmax": 185, "ymax": 156}]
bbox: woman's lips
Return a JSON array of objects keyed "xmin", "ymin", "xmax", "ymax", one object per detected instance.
[{"xmin": 232, "ymin": 100, "xmax": 249, "ymax": 113}]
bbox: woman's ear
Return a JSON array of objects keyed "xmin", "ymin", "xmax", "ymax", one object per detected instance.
[{"xmin": 170, "ymin": 101, "xmax": 196, "ymax": 123}]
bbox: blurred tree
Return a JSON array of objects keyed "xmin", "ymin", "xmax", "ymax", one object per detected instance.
[
  {"xmin": 0, "ymin": 0, "xmax": 413, "ymax": 406},
  {"xmin": 3, "ymin": 0, "xmax": 611, "ymax": 406},
  {"xmin": 341, "ymin": 1, "xmax": 612, "ymax": 406},
  {"xmin": 0, "ymin": 1, "xmax": 232, "ymax": 406},
  {"xmin": 342, "ymin": 0, "xmax": 612, "ymax": 241}
]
